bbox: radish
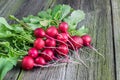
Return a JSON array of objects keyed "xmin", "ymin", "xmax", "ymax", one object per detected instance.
[
  {"xmin": 70, "ymin": 36, "xmax": 83, "ymax": 49},
  {"xmin": 45, "ymin": 39, "xmax": 56, "ymax": 47},
  {"xmin": 34, "ymin": 28, "xmax": 45, "ymax": 38},
  {"xmin": 22, "ymin": 56, "xmax": 34, "ymax": 70},
  {"xmin": 57, "ymin": 33, "xmax": 68, "ymax": 42},
  {"xmin": 46, "ymin": 26, "xmax": 58, "ymax": 38},
  {"xmin": 28, "ymin": 48, "xmax": 38, "ymax": 58},
  {"xmin": 33, "ymin": 27, "xmax": 67, "ymax": 46},
  {"xmin": 57, "ymin": 44, "xmax": 69, "ymax": 56},
  {"xmin": 81, "ymin": 35, "xmax": 104, "ymax": 58},
  {"xmin": 41, "ymin": 49, "xmax": 55, "ymax": 61},
  {"xmin": 35, "ymin": 57, "xmax": 46, "ymax": 65},
  {"xmin": 59, "ymin": 22, "xmax": 68, "ymax": 32},
  {"xmin": 81, "ymin": 35, "xmax": 91, "ymax": 46},
  {"xmin": 34, "ymin": 38, "xmax": 45, "ymax": 50},
  {"xmin": 56, "ymin": 32, "xmax": 76, "ymax": 51}
]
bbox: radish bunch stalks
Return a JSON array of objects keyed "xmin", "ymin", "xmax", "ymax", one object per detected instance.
[
  {"xmin": 21, "ymin": 22, "xmax": 103, "ymax": 70},
  {"xmin": 68, "ymin": 34, "xmax": 104, "ymax": 59},
  {"xmin": 81, "ymin": 35, "xmax": 104, "ymax": 59},
  {"xmin": 88, "ymin": 45, "xmax": 104, "ymax": 59}
]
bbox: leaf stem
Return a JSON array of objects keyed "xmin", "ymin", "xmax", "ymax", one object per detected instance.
[{"xmin": 9, "ymin": 15, "xmax": 32, "ymax": 31}]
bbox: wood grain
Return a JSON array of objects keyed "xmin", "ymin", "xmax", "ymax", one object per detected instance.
[
  {"xmin": 0, "ymin": 0, "xmax": 25, "ymax": 18},
  {"xmin": 0, "ymin": 0, "xmax": 116, "ymax": 80},
  {"xmin": 3, "ymin": 67, "xmax": 20, "ymax": 80},
  {"xmin": 111, "ymin": 0, "xmax": 120, "ymax": 80}
]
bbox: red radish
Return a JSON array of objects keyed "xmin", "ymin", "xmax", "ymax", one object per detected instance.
[
  {"xmin": 56, "ymin": 32, "xmax": 76, "ymax": 51},
  {"xmin": 57, "ymin": 33, "xmax": 68, "ymax": 42},
  {"xmin": 33, "ymin": 27, "xmax": 64, "ymax": 46},
  {"xmin": 46, "ymin": 26, "xmax": 58, "ymax": 38},
  {"xmin": 81, "ymin": 35, "xmax": 104, "ymax": 58},
  {"xmin": 34, "ymin": 28, "xmax": 45, "ymax": 38},
  {"xmin": 59, "ymin": 22, "xmax": 68, "ymax": 32},
  {"xmin": 34, "ymin": 38, "xmax": 45, "ymax": 50},
  {"xmin": 81, "ymin": 35, "xmax": 92, "ymax": 46},
  {"xmin": 41, "ymin": 49, "xmax": 55, "ymax": 61},
  {"xmin": 33, "ymin": 27, "xmax": 67, "ymax": 49},
  {"xmin": 70, "ymin": 36, "xmax": 83, "ymax": 49},
  {"xmin": 45, "ymin": 39, "xmax": 56, "ymax": 47},
  {"xmin": 28, "ymin": 48, "xmax": 38, "ymax": 58},
  {"xmin": 35, "ymin": 57, "xmax": 46, "ymax": 65},
  {"xmin": 45, "ymin": 34, "xmax": 68, "ymax": 46},
  {"xmin": 22, "ymin": 56, "xmax": 34, "ymax": 70},
  {"xmin": 57, "ymin": 44, "xmax": 69, "ymax": 55}
]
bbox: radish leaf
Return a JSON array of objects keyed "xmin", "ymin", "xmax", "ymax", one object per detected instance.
[
  {"xmin": 0, "ymin": 57, "xmax": 17, "ymax": 80},
  {"xmin": 64, "ymin": 10, "xmax": 85, "ymax": 30}
]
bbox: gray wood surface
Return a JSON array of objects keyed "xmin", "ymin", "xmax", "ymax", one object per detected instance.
[
  {"xmin": 111, "ymin": 0, "xmax": 120, "ymax": 80},
  {"xmin": 0, "ymin": 0, "xmax": 118, "ymax": 80}
]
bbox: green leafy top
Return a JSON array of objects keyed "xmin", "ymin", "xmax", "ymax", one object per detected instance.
[
  {"xmin": 0, "ymin": 17, "xmax": 31, "ymax": 80},
  {"xmin": 21, "ymin": 4, "xmax": 88, "ymax": 36},
  {"xmin": 64, "ymin": 10, "xmax": 85, "ymax": 29}
]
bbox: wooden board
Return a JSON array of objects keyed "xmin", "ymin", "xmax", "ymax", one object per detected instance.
[
  {"xmin": 0, "ymin": 0, "xmax": 116, "ymax": 80},
  {"xmin": 111, "ymin": 0, "xmax": 120, "ymax": 80}
]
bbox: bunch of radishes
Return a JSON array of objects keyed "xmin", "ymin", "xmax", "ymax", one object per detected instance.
[{"xmin": 22, "ymin": 22, "xmax": 92, "ymax": 70}]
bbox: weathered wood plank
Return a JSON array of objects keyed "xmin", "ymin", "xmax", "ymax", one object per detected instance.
[
  {"xmin": 4, "ymin": 67, "xmax": 20, "ymax": 80},
  {"xmin": 14, "ymin": 0, "xmax": 52, "ymax": 18},
  {"xmin": 0, "ymin": 0, "xmax": 25, "ymax": 18},
  {"xmin": 1, "ymin": 0, "xmax": 115, "ymax": 80},
  {"xmin": 18, "ymin": 65, "xmax": 67, "ymax": 80},
  {"xmin": 111, "ymin": 0, "xmax": 120, "ymax": 80}
]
